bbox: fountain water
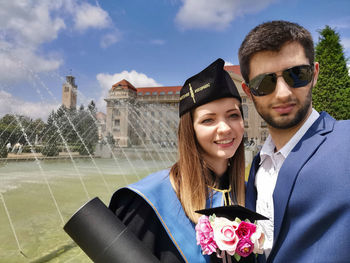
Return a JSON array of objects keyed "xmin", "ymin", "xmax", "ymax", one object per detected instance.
[{"xmin": 0, "ymin": 67, "xmax": 177, "ymax": 262}]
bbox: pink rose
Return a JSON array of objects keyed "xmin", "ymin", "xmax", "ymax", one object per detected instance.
[
  {"xmin": 250, "ymin": 226, "xmax": 265, "ymax": 254},
  {"xmin": 235, "ymin": 238, "xmax": 254, "ymax": 257},
  {"xmin": 236, "ymin": 221, "xmax": 256, "ymax": 239},
  {"xmin": 195, "ymin": 215, "xmax": 217, "ymax": 255},
  {"xmin": 211, "ymin": 217, "xmax": 239, "ymax": 255}
]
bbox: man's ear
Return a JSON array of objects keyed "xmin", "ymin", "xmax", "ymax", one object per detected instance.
[
  {"xmin": 312, "ymin": 62, "xmax": 320, "ymax": 87},
  {"xmin": 242, "ymin": 81, "xmax": 253, "ymax": 99}
]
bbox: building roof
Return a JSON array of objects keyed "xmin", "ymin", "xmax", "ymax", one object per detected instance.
[
  {"xmin": 224, "ymin": 65, "xmax": 241, "ymax": 75},
  {"xmin": 96, "ymin": 111, "xmax": 106, "ymax": 121},
  {"xmin": 110, "ymin": 66, "xmax": 241, "ymax": 95},
  {"xmin": 136, "ymin": 85, "xmax": 181, "ymax": 94},
  {"xmin": 111, "ymin": 79, "xmax": 137, "ymax": 92}
]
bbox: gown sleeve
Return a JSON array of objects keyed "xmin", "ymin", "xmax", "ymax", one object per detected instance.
[{"xmin": 109, "ymin": 188, "xmax": 185, "ymax": 263}]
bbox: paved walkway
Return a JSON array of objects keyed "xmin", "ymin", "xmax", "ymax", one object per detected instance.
[{"xmin": 2, "ymin": 152, "xmax": 93, "ymax": 161}]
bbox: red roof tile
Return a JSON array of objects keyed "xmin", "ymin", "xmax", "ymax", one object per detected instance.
[
  {"xmin": 136, "ymin": 86, "xmax": 181, "ymax": 94},
  {"xmin": 224, "ymin": 65, "xmax": 241, "ymax": 76},
  {"xmin": 96, "ymin": 111, "xmax": 106, "ymax": 120},
  {"xmin": 111, "ymin": 79, "xmax": 137, "ymax": 92},
  {"xmin": 112, "ymin": 66, "xmax": 241, "ymax": 95}
]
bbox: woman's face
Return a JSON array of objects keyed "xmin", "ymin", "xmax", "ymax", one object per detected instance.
[{"xmin": 193, "ymin": 97, "xmax": 244, "ymax": 167}]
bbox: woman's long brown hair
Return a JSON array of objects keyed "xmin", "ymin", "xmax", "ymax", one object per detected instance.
[{"xmin": 170, "ymin": 111, "xmax": 245, "ymax": 223}]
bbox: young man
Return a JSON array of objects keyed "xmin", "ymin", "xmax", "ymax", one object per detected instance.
[{"xmin": 239, "ymin": 20, "xmax": 350, "ymax": 262}]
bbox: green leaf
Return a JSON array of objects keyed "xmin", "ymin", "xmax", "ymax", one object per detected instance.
[
  {"xmin": 234, "ymin": 253, "xmax": 241, "ymax": 262},
  {"xmin": 209, "ymin": 214, "xmax": 216, "ymax": 222}
]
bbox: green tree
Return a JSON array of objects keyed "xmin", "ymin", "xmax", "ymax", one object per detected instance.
[
  {"xmin": 313, "ymin": 25, "xmax": 350, "ymax": 120},
  {"xmin": 75, "ymin": 101, "xmax": 98, "ymax": 155},
  {"xmin": 42, "ymin": 111, "xmax": 60, "ymax": 156},
  {"xmin": 0, "ymin": 114, "xmax": 20, "ymax": 146},
  {"xmin": 0, "ymin": 114, "xmax": 29, "ymax": 147},
  {"xmin": 0, "ymin": 136, "xmax": 8, "ymax": 158}
]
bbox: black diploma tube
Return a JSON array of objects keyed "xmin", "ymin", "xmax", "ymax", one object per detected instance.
[{"xmin": 64, "ymin": 197, "xmax": 160, "ymax": 263}]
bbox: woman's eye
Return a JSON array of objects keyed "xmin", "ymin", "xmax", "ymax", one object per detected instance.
[
  {"xmin": 229, "ymin": 113, "xmax": 240, "ymax": 118},
  {"xmin": 201, "ymin": 118, "xmax": 213, "ymax": 124}
]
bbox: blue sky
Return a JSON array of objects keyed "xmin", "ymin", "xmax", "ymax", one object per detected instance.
[{"xmin": 0, "ymin": 0, "xmax": 349, "ymax": 120}]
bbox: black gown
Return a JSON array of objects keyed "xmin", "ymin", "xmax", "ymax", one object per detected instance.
[{"xmin": 109, "ymin": 172, "xmax": 256, "ymax": 263}]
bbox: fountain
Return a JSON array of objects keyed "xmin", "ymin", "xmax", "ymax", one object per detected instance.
[
  {"xmin": 0, "ymin": 58, "xmax": 256, "ymax": 263},
  {"xmin": 0, "ymin": 70, "xmax": 177, "ymax": 262}
]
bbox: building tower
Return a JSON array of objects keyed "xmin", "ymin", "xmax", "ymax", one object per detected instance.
[
  {"xmin": 62, "ymin": 75, "xmax": 77, "ymax": 109},
  {"xmin": 105, "ymin": 79, "xmax": 137, "ymax": 147}
]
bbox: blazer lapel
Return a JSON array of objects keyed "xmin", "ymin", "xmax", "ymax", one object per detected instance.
[
  {"xmin": 272, "ymin": 112, "xmax": 335, "ymax": 248},
  {"xmin": 245, "ymin": 154, "xmax": 260, "ymax": 211}
]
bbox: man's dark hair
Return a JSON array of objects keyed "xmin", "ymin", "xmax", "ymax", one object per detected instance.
[{"xmin": 238, "ymin": 20, "xmax": 314, "ymax": 83}]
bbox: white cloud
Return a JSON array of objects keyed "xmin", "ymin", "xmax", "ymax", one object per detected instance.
[
  {"xmin": 224, "ymin": 61, "xmax": 233, "ymax": 66},
  {"xmin": 0, "ymin": 1, "xmax": 66, "ymax": 46},
  {"xmin": 0, "ymin": 1, "xmax": 67, "ymax": 83},
  {"xmin": 96, "ymin": 71, "xmax": 162, "ymax": 111},
  {"xmin": 0, "ymin": 90, "xmax": 59, "ymax": 121},
  {"xmin": 100, "ymin": 30, "xmax": 121, "ymax": 48},
  {"xmin": 175, "ymin": 0, "xmax": 277, "ymax": 30},
  {"xmin": 73, "ymin": 2, "xmax": 111, "ymax": 31},
  {"xmin": 0, "ymin": 44, "xmax": 63, "ymax": 83},
  {"xmin": 0, "ymin": 0, "xmax": 115, "ymax": 84}
]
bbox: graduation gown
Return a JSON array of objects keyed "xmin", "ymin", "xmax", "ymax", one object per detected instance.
[{"xmin": 109, "ymin": 169, "xmax": 255, "ymax": 263}]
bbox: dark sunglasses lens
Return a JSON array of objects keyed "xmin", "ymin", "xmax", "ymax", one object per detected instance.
[
  {"xmin": 250, "ymin": 74, "xmax": 276, "ymax": 96},
  {"xmin": 283, "ymin": 65, "xmax": 313, "ymax": 88},
  {"xmin": 249, "ymin": 65, "xmax": 313, "ymax": 96}
]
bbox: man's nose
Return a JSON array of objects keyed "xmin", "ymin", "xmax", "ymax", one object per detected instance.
[{"xmin": 274, "ymin": 75, "xmax": 293, "ymax": 99}]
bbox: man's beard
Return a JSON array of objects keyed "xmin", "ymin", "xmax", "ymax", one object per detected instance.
[{"xmin": 252, "ymin": 88, "xmax": 312, "ymax": 130}]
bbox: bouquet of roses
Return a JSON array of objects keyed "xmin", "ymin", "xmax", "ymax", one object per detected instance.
[{"xmin": 195, "ymin": 213, "xmax": 265, "ymax": 261}]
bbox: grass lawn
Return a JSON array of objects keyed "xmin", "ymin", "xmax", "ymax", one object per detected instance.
[{"xmin": 1, "ymin": 159, "xmax": 252, "ymax": 263}]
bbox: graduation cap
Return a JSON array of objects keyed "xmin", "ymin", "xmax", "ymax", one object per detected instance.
[
  {"xmin": 195, "ymin": 205, "xmax": 268, "ymax": 222},
  {"xmin": 179, "ymin": 58, "xmax": 241, "ymax": 117}
]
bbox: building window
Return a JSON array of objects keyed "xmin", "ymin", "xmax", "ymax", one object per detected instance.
[
  {"xmin": 261, "ymin": 131, "xmax": 268, "ymax": 141},
  {"xmin": 138, "ymin": 92, "xmax": 143, "ymax": 95},
  {"xmin": 168, "ymin": 91, "xmax": 173, "ymax": 95},
  {"xmin": 261, "ymin": 121, "xmax": 267, "ymax": 127},
  {"xmin": 242, "ymin": 104, "xmax": 248, "ymax": 119},
  {"xmin": 114, "ymin": 119, "xmax": 120, "ymax": 131},
  {"xmin": 242, "ymin": 98, "xmax": 246, "ymax": 103},
  {"xmin": 160, "ymin": 91, "xmax": 165, "ymax": 95},
  {"xmin": 152, "ymin": 92, "xmax": 157, "ymax": 95},
  {"xmin": 175, "ymin": 91, "xmax": 180, "ymax": 94},
  {"xmin": 64, "ymin": 86, "xmax": 69, "ymax": 92},
  {"xmin": 244, "ymin": 120, "xmax": 249, "ymax": 128},
  {"xmin": 145, "ymin": 92, "xmax": 150, "ymax": 95}
]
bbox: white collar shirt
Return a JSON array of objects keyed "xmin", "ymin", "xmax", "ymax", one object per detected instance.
[{"xmin": 255, "ymin": 109, "xmax": 320, "ymax": 259}]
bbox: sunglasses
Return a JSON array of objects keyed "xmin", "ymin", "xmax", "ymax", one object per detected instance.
[{"xmin": 247, "ymin": 64, "xmax": 314, "ymax": 96}]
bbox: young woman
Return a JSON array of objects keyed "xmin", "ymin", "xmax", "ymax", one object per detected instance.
[{"xmin": 109, "ymin": 58, "xmax": 252, "ymax": 262}]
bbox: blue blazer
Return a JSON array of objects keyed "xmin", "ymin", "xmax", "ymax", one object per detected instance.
[{"xmin": 246, "ymin": 112, "xmax": 350, "ymax": 263}]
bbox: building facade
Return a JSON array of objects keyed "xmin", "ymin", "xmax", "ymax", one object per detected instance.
[{"xmin": 103, "ymin": 66, "xmax": 268, "ymax": 147}]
